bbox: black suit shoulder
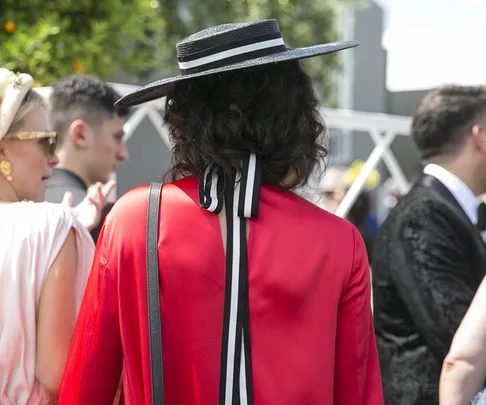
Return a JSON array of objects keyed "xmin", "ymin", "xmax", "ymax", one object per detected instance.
[{"xmin": 379, "ymin": 183, "xmax": 474, "ymax": 246}]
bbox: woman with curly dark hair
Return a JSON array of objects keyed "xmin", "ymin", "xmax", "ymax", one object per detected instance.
[{"xmin": 58, "ymin": 19, "xmax": 383, "ymax": 405}]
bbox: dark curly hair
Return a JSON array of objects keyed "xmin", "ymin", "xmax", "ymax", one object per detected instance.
[
  {"xmin": 163, "ymin": 60, "xmax": 327, "ymax": 190},
  {"xmin": 412, "ymin": 85, "xmax": 486, "ymax": 160},
  {"xmin": 49, "ymin": 74, "xmax": 129, "ymax": 145}
]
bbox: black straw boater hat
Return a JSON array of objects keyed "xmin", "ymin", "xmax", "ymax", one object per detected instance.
[{"xmin": 115, "ymin": 18, "xmax": 359, "ymax": 108}]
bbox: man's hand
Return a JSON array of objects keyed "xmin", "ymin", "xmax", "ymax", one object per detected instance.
[{"xmin": 62, "ymin": 180, "xmax": 116, "ymax": 231}]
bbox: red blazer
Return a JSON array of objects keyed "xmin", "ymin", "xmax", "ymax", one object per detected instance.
[{"xmin": 58, "ymin": 177, "xmax": 383, "ymax": 405}]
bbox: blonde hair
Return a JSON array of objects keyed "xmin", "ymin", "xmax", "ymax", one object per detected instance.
[{"xmin": 6, "ymin": 90, "xmax": 45, "ymax": 134}]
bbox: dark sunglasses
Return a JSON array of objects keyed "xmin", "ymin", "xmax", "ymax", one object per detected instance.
[{"xmin": 5, "ymin": 131, "xmax": 58, "ymax": 156}]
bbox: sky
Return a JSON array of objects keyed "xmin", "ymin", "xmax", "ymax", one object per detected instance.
[{"xmin": 374, "ymin": 0, "xmax": 486, "ymax": 91}]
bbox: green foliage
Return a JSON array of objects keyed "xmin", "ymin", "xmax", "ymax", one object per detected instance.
[
  {"xmin": 0, "ymin": 0, "xmax": 359, "ymax": 103},
  {"xmin": 0, "ymin": 0, "xmax": 162, "ymax": 86}
]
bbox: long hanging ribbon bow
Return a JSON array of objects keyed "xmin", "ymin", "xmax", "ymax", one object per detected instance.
[{"xmin": 199, "ymin": 152, "xmax": 262, "ymax": 405}]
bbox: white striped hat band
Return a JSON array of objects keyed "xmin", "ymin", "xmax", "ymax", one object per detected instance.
[{"xmin": 177, "ymin": 34, "xmax": 286, "ymax": 74}]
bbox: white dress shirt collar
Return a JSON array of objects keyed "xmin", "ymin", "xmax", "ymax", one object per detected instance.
[{"xmin": 423, "ymin": 163, "xmax": 479, "ymax": 225}]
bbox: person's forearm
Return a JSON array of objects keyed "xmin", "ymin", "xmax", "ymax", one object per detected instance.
[{"xmin": 440, "ymin": 357, "xmax": 485, "ymax": 405}]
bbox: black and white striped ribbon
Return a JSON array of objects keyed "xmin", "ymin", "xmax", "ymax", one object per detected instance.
[{"xmin": 199, "ymin": 152, "xmax": 262, "ymax": 405}]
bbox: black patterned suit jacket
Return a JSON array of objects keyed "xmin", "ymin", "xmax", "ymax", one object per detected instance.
[{"xmin": 372, "ymin": 174, "xmax": 486, "ymax": 405}]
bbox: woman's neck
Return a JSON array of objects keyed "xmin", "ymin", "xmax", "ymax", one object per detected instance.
[{"xmin": 0, "ymin": 183, "xmax": 20, "ymax": 203}]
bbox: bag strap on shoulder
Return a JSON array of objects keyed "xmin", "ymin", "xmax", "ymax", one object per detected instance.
[{"xmin": 147, "ymin": 182, "xmax": 164, "ymax": 405}]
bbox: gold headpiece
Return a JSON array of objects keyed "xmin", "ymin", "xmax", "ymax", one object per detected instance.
[{"xmin": 0, "ymin": 69, "xmax": 34, "ymax": 139}]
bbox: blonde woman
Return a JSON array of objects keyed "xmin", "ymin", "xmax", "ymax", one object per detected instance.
[{"xmin": 0, "ymin": 68, "xmax": 111, "ymax": 404}]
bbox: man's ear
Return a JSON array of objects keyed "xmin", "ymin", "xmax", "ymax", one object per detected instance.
[
  {"xmin": 68, "ymin": 120, "xmax": 93, "ymax": 150},
  {"xmin": 471, "ymin": 124, "xmax": 486, "ymax": 152}
]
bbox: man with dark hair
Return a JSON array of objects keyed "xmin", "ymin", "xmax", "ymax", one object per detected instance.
[
  {"xmin": 45, "ymin": 74, "xmax": 130, "ymax": 242},
  {"xmin": 372, "ymin": 85, "xmax": 486, "ymax": 405}
]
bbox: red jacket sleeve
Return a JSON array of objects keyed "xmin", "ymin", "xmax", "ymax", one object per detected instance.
[
  {"xmin": 57, "ymin": 225, "xmax": 123, "ymax": 404},
  {"xmin": 334, "ymin": 226, "xmax": 384, "ymax": 405}
]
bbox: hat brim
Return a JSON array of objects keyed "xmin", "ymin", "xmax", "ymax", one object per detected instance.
[{"xmin": 115, "ymin": 40, "xmax": 359, "ymax": 108}]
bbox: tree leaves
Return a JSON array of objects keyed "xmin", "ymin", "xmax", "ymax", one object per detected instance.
[{"xmin": 0, "ymin": 0, "xmax": 162, "ymax": 85}]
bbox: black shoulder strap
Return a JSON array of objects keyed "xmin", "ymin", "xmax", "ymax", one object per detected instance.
[{"xmin": 147, "ymin": 182, "xmax": 164, "ymax": 405}]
